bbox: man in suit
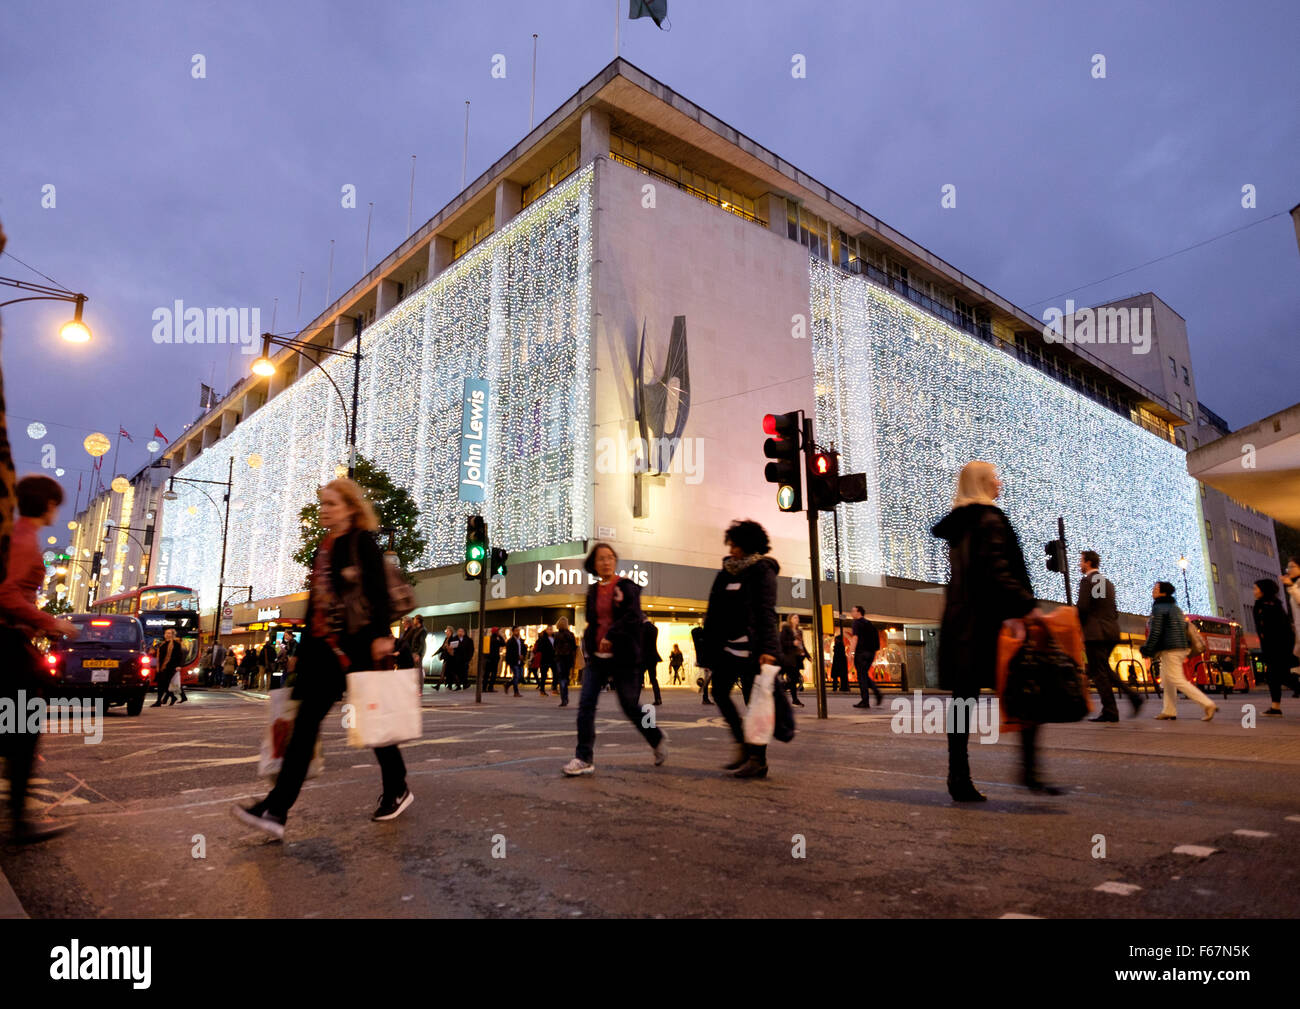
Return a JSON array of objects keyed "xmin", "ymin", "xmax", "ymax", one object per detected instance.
[
  {"xmin": 485, "ymin": 627, "xmax": 504, "ymax": 691},
  {"xmin": 453, "ymin": 626, "xmax": 474, "ymax": 690},
  {"xmin": 534, "ymin": 625, "xmax": 556, "ymax": 696},
  {"xmin": 640, "ymin": 619, "xmax": 663, "ymax": 705},
  {"xmin": 1078, "ymin": 550, "xmax": 1142, "ymax": 721},
  {"xmin": 850, "ymin": 606, "xmax": 882, "ymax": 707}
]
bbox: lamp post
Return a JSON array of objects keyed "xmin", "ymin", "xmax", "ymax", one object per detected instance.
[
  {"xmin": 1178, "ymin": 555, "xmax": 1190, "ymax": 607},
  {"xmin": 251, "ymin": 323, "xmax": 362, "ymax": 478},
  {"xmin": 164, "ymin": 458, "xmax": 234, "ymax": 652},
  {"xmin": 0, "ymin": 277, "xmax": 92, "ymax": 342}
]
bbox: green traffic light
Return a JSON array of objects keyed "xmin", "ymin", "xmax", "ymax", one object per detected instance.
[{"xmin": 468, "ymin": 544, "xmax": 485, "ymax": 560}]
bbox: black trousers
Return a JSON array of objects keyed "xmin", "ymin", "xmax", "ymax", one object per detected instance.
[
  {"xmin": 642, "ymin": 663, "xmax": 662, "ymax": 704},
  {"xmin": 264, "ymin": 652, "xmax": 407, "ymax": 819},
  {"xmin": 855, "ymin": 650, "xmax": 881, "ymax": 702},
  {"xmin": 946, "ymin": 690, "xmax": 1040, "ymax": 786},
  {"xmin": 537, "ymin": 657, "xmax": 555, "ymax": 692},
  {"xmin": 711, "ymin": 651, "xmax": 757, "ymax": 746},
  {"xmin": 1085, "ymin": 639, "xmax": 1134, "ymax": 716}
]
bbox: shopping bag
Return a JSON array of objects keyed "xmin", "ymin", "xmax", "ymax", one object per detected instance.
[
  {"xmin": 169, "ymin": 671, "xmax": 181, "ymax": 692},
  {"xmin": 259, "ymin": 688, "xmax": 324, "ymax": 779},
  {"xmin": 742, "ymin": 663, "xmax": 781, "ymax": 745},
  {"xmin": 346, "ymin": 668, "xmax": 423, "ymax": 748},
  {"xmin": 998, "ymin": 609, "xmax": 1089, "ymax": 726}
]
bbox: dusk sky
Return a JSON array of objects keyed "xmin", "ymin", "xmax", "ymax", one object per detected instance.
[{"xmin": 2, "ymin": 0, "xmax": 1297, "ymax": 515}]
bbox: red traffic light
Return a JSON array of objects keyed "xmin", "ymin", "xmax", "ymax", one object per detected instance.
[
  {"xmin": 763, "ymin": 414, "xmax": 778, "ymax": 437},
  {"xmin": 813, "ymin": 453, "xmax": 830, "ymax": 475}
]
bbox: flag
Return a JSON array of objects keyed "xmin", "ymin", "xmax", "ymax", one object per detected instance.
[
  {"xmin": 119, "ymin": 426, "xmax": 133, "ymax": 442},
  {"xmin": 629, "ymin": 0, "xmax": 668, "ymax": 28},
  {"xmin": 153, "ymin": 426, "xmax": 169, "ymax": 445}
]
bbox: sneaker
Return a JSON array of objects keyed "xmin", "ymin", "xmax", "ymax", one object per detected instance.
[
  {"xmin": 1264, "ymin": 708, "xmax": 1282, "ymax": 716},
  {"xmin": 653, "ymin": 736, "xmax": 668, "ymax": 766},
  {"xmin": 12, "ymin": 819, "xmax": 73, "ymax": 844},
  {"xmin": 562, "ymin": 758, "xmax": 594, "ymax": 776},
  {"xmin": 231, "ymin": 802, "xmax": 285, "ymax": 841},
  {"xmin": 372, "ymin": 789, "xmax": 414, "ymax": 822}
]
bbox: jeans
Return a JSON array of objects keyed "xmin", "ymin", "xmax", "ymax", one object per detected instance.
[
  {"xmin": 508, "ymin": 661, "xmax": 523, "ymax": 693},
  {"xmin": 0, "ymin": 643, "xmax": 39, "ymax": 826},
  {"xmin": 1155, "ymin": 649, "xmax": 1212, "ymax": 715},
  {"xmin": 1085, "ymin": 639, "xmax": 1136, "ymax": 716},
  {"xmin": 264, "ymin": 651, "xmax": 407, "ymax": 819},
  {"xmin": 574, "ymin": 656, "xmax": 663, "ymax": 763},
  {"xmin": 855, "ymin": 650, "xmax": 881, "ymax": 702},
  {"xmin": 555, "ymin": 656, "xmax": 573, "ymax": 704},
  {"xmin": 537, "ymin": 658, "xmax": 555, "ymax": 692}
]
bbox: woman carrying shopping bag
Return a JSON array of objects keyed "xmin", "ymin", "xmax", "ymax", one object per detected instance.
[
  {"xmin": 233, "ymin": 477, "xmax": 411, "ymax": 840},
  {"xmin": 700, "ymin": 519, "xmax": 787, "ymax": 779},
  {"xmin": 562, "ymin": 542, "xmax": 666, "ymax": 776}
]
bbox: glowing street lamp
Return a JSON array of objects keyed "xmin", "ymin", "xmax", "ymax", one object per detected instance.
[
  {"xmin": 0, "ymin": 278, "xmax": 92, "ymax": 343},
  {"xmin": 1178, "ymin": 555, "xmax": 1190, "ymax": 606}
]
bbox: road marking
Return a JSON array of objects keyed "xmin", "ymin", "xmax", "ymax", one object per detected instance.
[
  {"xmin": 1173, "ymin": 845, "xmax": 1217, "ymax": 856},
  {"xmin": 999, "ymin": 913, "xmax": 1042, "ymax": 918},
  {"xmin": 1094, "ymin": 882, "xmax": 1141, "ymax": 896},
  {"xmin": 1285, "ymin": 815, "xmax": 1300, "ymax": 823},
  {"xmin": 1233, "ymin": 829, "xmax": 1273, "ymax": 838}
]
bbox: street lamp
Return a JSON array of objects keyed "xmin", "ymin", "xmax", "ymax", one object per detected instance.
[
  {"xmin": 0, "ymin": 277, "xmax": 91, "ymax": 342},
  {"xmin": 250, "ymin": 325, "xmax": 362, "ymax": 478},
  {"xmin": 1178, "ymin": 555, "xmax": 1190, "ymax": 607}
]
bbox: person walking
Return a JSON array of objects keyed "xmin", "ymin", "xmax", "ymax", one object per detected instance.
[
  {"xmin": 485, "ymin": 627, "xmax": 504, "ymax": 691},
  {"xmin": 831, "ymin": 629, "xmax": 849, "ymax": 693},
  {"xmin": 668, "ymin": 643, "xmax": 685, "ymax": 685},
  {"xmin": 691, "ymin": 625, "xmax": 712, "ymax": 704},
  {"xmin": 700, "ymin": 520, "xmax": 787, "ymax": 779},
  {"xmin": 238, "ymin": 646, "xmax": 257, "ymax": 689},
  {"xmin": 453, "ymin": 626, "xmax": 474, "ymax": 691},
  {"xmin": 534, "ymin": 625, "xmax": 556, "ymax": 697},
  {"xmin": 641, "ymin": 618, "xmax": 663, "ymax": 705},
  {"xmin": 1078, "ymin": 550, "xmax": 1142, "ymax": 721},
  {"xmin": 406, "ymin": 618, "xmax": 426, "ymax": 684},
  {"xmin": 849, "ymin": 606, "xmax": 883, "ymax": 708},
  {"xmin": 931, "ymin": 461, "xmax": 1051, "ymax": 801},
  {"xmin": 153, "ymin": 627, "xmax": 187, "ymax": 706},
  {"xmin": 233, "ymin": 477, "xmax": 411, "ymax": 840},
  {"xmin": 562, "ymin": 543, "xmax": 666, "ymax": 776},
  {"xmin": 779, "ymin": 614, "xmax": 808, "ymax": 707},
  {"xmin": 199, "ymin": 644, "xmax": 213, "ymax": 687},
  {"xmin": 211, "ymin": 640, "xmax": 227, "ymax": 688},
  {"xmin": 433, "ymin": 626, "xmax": 457, "ymax": 690},
  {"xmin": 1253, "ymin": 579, "xmax": 1296, "ymax": 716},
  {"xmin": 504, "ymin": 627, "xmax": 526, "ymax": 697},
  {"xmin": 1281, "ymin": 557, "xmax": 1300, "ymax": 698},
  {"xmin": 221, "ymin": 646, "xmax": 238, "ymax": 687},
  {"xmin": 553, "ymin": 616, "xmax": 576, "ymax": 707},
  {"xmin": 0, "ymin": 475, "xmax": 78, "ymax": 843},
  {"xmin": 1141, "ymin": 581, "xmax": 1217, "ymax": 723}
]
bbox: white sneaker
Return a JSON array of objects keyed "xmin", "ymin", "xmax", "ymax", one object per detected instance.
[{"xmin": 562, "ymin": 758, "xmax": 594, "ymax": 776}]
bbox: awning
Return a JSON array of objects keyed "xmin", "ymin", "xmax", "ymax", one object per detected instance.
[{"xmin": 1187, "ymin": 402, "xmax": 1300, "ymax": 526}]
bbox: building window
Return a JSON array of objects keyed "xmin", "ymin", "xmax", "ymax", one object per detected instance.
[
  {"xmin": 452, "ymin": 213, "xmax": 494, "ymax": 260},
  {"xmin": 1169, "ymin": 355, "xmax": 1177, "ymax": 377},
  {"xmin": 1205, "ymin": 519, "xmax": 1212, "ymax": 540},
  {"xmin": 1211, "ymin": 563, "xmax": 1219, "ymax": 583},
  {"xmin": 610, "ymin": 135, "xmax": 760, "ymax": 224},
  {"xmin": 521, "ymin": 148, "xmax": 578, "ymax": 208},
  {"xmin": 1182, "ymin": 366, "xmax": 1189, "ymax": 387}
]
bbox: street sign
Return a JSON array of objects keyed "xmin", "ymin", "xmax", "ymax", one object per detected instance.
[
  {"xmin": 220, "ymin": 604, "xmax": 234, "ymax": 636},
  {"xmin": 459, "ymin": 377, "xmax": 490, "ymax": 502}
]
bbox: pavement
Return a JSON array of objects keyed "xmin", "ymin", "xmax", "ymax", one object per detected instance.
[{"xmin": 2, "ymin": 684, "xmax": 1298, "ymax": 918}]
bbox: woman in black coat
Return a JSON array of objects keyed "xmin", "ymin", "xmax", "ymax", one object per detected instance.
[
  {"xmin": 1253, "ymin": 578, "xmax": 1296, "ymax": 716},
  {"xmin": 563, "ymin": 542, "xmax": 666, "ymax": 776},
  {"xmin": 233, "ymin": 478, "xmax": 409, "ymax": 839},
  {"xmin": 701, "ymin": 519, "xmax": 784, "ymax": 778},
  {"xmin": 931, "ymin": 461, "xmax": 1043, "ymax": 801}
]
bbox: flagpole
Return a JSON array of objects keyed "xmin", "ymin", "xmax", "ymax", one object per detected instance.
[
  {"xmin": 529, "ymin": 34, "xmax": 538, "ymax": 130},
  {"xmin": 614, "ymin": 0, "xmax": 619, "ymax": 57},
  {"xmin": 461, "ymin": 101, "xmax": 470, "ymax": 190},
  {"xmin": 111, "ymin": 428, "xmax": 122, "ymax": 480}
]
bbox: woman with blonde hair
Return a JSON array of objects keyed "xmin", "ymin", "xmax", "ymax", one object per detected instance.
[
  {"xmin": 931, "ymin": 461, "xmax": 1049, "ymax": 801},
  {"xmin": 234, "ymin": 477, "xmax": 410, "ymax": 839}
]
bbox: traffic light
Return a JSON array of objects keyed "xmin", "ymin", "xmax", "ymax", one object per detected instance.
[
  {"xmin": 763, "ymin": 411, "xmax": 802, "ymax": 512},
  {"xmin": 464, "ymin": 516, "xmax": 487, "ymax": 580},
  {"xmin": 837, "ymin": 472, "xmax": 868, "ymax": 504},
  {"xmin": 1044, "ymin": 539, "xmax": 1066, "ymax": 573},
  {"xmin": 490, "ymin": 546, "xmax": 509, "ymax": 578},
  {"xmin": 90, "ymin": 550, "xmax": 102, "ymax": 581},
  {"xmin": 807, "ymin": 449, "xmax": 840, "ymax": 511}
]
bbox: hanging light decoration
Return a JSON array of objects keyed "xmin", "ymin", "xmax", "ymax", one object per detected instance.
[
  {"xmin": 83, "ymin": 432, "xmax": 111, "ymax": 457},
  {"xmin": 26, "ymin": 422, "xmax": 46, "ymax": 439}
]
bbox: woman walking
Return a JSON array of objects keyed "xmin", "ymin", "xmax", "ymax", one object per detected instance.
[
  {"xmin": 553, "ymin": 616, "xmax": 576, "ymax": 707},
  {"xmin": 563, "ymin": 543, "xmax": 666, "ymax": 776},
  {"xmin": 931, "ymin": 461, "xmax": 1051, "ymax": 801},
  {"xmin": 668, "ymin": 643, "xmax": 684, "ymax": 685},
  {"xmin": 233, "ymin": 477, "xmax": 411, "ymax": 840},
  {"xmin": 701, "ymin": 519, "xmax": 783, "ymax": 779},
  {"xmin": 1141, "ymin": 581, "xmax": 1217, "ymax": 722},
  {"xmin": 1253, "ymin": 579, "xmax": 1296, "ymax": 716}
]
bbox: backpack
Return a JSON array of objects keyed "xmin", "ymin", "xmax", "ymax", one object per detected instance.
[{"xmin": 1185, "ymin": 619, "xmax": 1206, "ymax": 656}]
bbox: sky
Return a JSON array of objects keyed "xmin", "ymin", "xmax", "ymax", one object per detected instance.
[{"xmin": 2, "ymin": 0, "xmax": 1297, "ymax": 520}]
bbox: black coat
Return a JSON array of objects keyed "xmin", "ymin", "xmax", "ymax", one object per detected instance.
[
  {"xmin": 505, "ymin": 636, "xmax": 526, "ymax": 664},
  {"xmin": 931, "ymin": 504, "xmax": 1036, "ymax": 695},
  {"xmin": 1254, "ymin": 597, "xmax": 1296, "ymax": 664},
  {"xmin": 701, "ymin": 556, "xmax": 780, "ymax": 669},
  {"xmin": 779, "ymin": 625, "xmax": 807, "ymax": 672},
  {"xmin": 642, "ymin": 621, "xmax": 661, "ymax": 668},
  {"xmin": 851, "ymin": 616, "xmax": 878, "ymax": 658},
  {"xmin": 582, "ymin": 577, "xmax": 644, "ymax": 670},
  {"xmin": 296, "ymin": 527, "xmax": 391, "ymax": 702},
  {"xmin": 1076, "ymin": 571, "xmax": 1120, "ymax": 642}
]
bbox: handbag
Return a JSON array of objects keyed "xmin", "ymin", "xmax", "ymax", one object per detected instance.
[
  {"xmin": 346, "ymin": 667, "xmax": 423, "ymax": 748},
  {"xmin": 1002, "ymin": 620, "xmax": 1089, "ymax": 724},
  {"xmin": 259, "ymin": 687, "xmax": 325, "ymax": 778},
  {"xmin": 1185, "ymin": 619, "xmax": 1207, "ymax": 656}
]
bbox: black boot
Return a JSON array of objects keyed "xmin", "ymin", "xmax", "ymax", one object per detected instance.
[
  {"xmin": 722, "ymin": 744, "xmax": 747, "ymax": 771},
  {"xmin": 946, "ymin": 728, "xmax": 986, "ymax": 802},
  {"xmin": 1021, "ymin": 723, "xmax": 1061, "ymax": 794},
  {"xmin": 733, "ymin": 744, "xmax": 768, "ymax": 778}
]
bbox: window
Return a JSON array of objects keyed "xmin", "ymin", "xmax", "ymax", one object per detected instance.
[
  {"xmin": 1175, "ymin": 392, "xmax": 1182, "ymax": 411},
  {"xmin": 1169, "ymin": 356, "xmax": 1177, "ymax": 377},
  {"xmin": 1205, "ymin": 519, "xmax": 1213, "ymax": 540},
  {"xmin": 452, "ymin": 213, "xmax": 494, "ymax": 260},
  {"xmin": 1211, "ymin": 563, "xmax": 1219, "ymax": 583},
  {"xmin": 1183, "ymin": 366, "xmax": 1189, "ymax": 387}
]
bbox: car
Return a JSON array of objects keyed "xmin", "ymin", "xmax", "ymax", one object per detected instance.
[{"xmin": 40, "ymin": 614, "xmax": 154, "ymax": 716}]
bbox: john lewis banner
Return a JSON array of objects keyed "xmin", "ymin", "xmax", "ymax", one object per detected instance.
[{"xmin": 459, "ymin": 378, "xmax": 489, "ymax": 502}]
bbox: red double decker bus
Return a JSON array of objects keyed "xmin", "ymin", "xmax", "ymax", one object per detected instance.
[{"xmin": 87, "ymin": 584, "xmax": 203, "ymax": 686}]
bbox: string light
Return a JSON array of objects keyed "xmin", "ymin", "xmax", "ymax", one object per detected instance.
[
  {"xmin": 161, "ymin": 165, "xmax": 595, "ymax": 605},
  {"xmin": 810, "ymin": 258, "xmax": 1210, "ymax": 616}
]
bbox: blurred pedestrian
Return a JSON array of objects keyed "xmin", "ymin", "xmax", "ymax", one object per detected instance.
[
  {"xmin": 452, "ymin": 626, "xmax": 474, "ymax": 690},
  {"xmin": 779, "ymin": 614, "xmax": 807, "ymax": 707},
  {"xmin": 1281, "ymin": 557, "xmax": 1300, "ymax": 696},
  {"xmin": 563, "ymin": 543, "xmax": 665, "ymax": 776},
  {"xmin": 1141, "ymin": 581, "xmax": 1216, "ymax": 722},
  {"xmin": 701, "ymin": 520, "xmax": 783, "ymax": 779},
  {"xmin": 221, "ymin": 646, "xmax": 238, "ymax": 687},
  {"xmin": 1253, "ymin": 578, "xmax": 1296, "ymax": 716},
  {"xmin": 534, "ymin": 624, "xmax": 555, "ymax": 697},
  {"xmin": 233, "ymin": 477, "xmax": 410, "ymax": 840},
  {"xmin": 553, "ymin": 616, "xmax": 576, "ymax": 707},
  {"xmin": 831, "ymin": 629, "xmax": 849, "ymax": 693},
  {"xmin": 1078, "ymin": 550, "xmax": 1142, "ymax": 721},
  {"xmin": 849, "ymin": 605, "xmax": 882, "ymax": 707},
  {"xmin": 641, "ymin": 618, "xmax": 663, "ymax": 705},
  {"xmin": 691, "ymin": 625, "xmax": 712, "ymax": 704},
  {"xmin": 0, "ymin": 475, "xmax": 78, "ymax": 842},
  {"xmin": 153, "ymin": 627, "xmax": 186, "ymax": 705},
  {"xmin": 668, "ymin": 643, "xmax": 684, "ymax": 685},
  {"xmin": 504, "ymin": 626, "xmax": 525, "ymax": 697},
  {"xmin": 433, "ymin": 625, "xmax": 457, "ymax": 690},
  {"xmin": 485, "ymin": 627, "xmax": 504, "ymax": 691},
  {"xmin": 931, "ymin": 461, "xmax": 1048, "ymax": 801}
]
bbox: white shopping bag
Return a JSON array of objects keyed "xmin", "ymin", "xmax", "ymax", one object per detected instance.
[
  {"xmin": 169, "ymin": 671, "xmax": 181, "ymax": 692},
  {"xmin": 346, "ymin": 668, "xmax": 423, "ymax": 749},
  {"xmin": 259, "ymin": 687, "xmax": 324, "ymax": 779},
  {"xmin": 742, "ymin": 663, "xmax": 781, "ymax": 745}
]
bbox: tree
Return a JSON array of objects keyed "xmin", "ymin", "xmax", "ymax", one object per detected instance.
[
  {"xmin": 42, "ymin": 596, "xmax": 72, "ymax": 616},
  {"xmin": 292, "ymin": 456, "xmax": 427, "ymax": 585}
]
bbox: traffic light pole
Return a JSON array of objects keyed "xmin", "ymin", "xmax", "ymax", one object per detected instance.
[
  {"xmin": 1058, "ymin": 515, "xmax": 1072, "ymax": 606},
  {"xmin": 473, "ymin": 563, "xmax": 487, "ymax": 703},
  {"xmin": 804, "ymin": 418, "xmax": 829, "ymax": 721}
]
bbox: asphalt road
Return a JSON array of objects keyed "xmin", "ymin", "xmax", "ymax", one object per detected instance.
[{"xmin": 3, "ymin": 684, "xmax": 1299, "ymax": 918}]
